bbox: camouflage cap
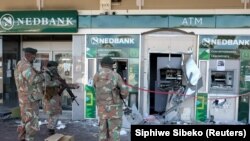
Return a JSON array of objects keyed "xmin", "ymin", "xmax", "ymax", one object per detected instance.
[
  {"xmin": 47, "ymin": 61, "xmax": 59, "ymax": 67},
  {"xmin": 101, "ymin": 56, "xmax": 114, "ymax": 65},
  {"xmin": 23, "ymin": 47, "xmax": 37, "ymax": 54}
]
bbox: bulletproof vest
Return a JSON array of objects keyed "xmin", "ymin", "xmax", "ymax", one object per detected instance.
[{"xmin": 44, "ymin": 71, "xmax": 59, "ymax": 100}]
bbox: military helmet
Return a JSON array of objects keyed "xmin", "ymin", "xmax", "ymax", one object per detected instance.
[
  {"xmin": 101, "ymin": 56, "xmax": 115, "ymax": 65},
  {"xmin": 47, "ymin": 61, "xmax": 59, "ymax": 67},
  {"xmin": 23, "ymin": 47, "xmax": 37, "ymax": 54}
]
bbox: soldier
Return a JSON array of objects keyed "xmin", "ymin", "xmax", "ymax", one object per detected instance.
[
  {"xmin": 93, "ymin": 56, "xmax": 129, "ymax": 141},
  {"xmin": 43, "ymin": 61, "xmax": 79, "ymax": 136},
  {"xmin": 14, "ymin": 47, "xmax": 45, "ymax": 141}
]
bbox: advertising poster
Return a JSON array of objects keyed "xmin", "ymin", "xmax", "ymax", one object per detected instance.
[
  {"xmin": 216, "ymin": 60, "xmax": 225, "ymax": 71},
  {"xmin": 196, "ymin": 93, "xmax": 208, "ymax": 122},
  {"xmin": 85, "ymin": 85, "xmax": 96, "ymax": 118},
  {"xmin": 239, "ymin": 49, "xmax": 250, "ymax": 122}
]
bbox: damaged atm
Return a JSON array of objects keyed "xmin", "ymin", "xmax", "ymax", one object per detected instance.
[
  {"xmin": 154, "ymin": 56, "xmax": 183, "ymax": 116},
  {"xmin": 141, "ymin": 29, "xmax": 200, "ymax": 124}
]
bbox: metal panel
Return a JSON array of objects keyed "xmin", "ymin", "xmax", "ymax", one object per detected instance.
[
  {"xmin": 0, "ymin": 36, "xmax": 2, "ymax": 104},
  {"xmin": 72, "ymin": 35, "xmax": 85, "ymax": 120},
  {"xmin": 209, "ymin": 95, "xmax": 237, "ymax": 122},
  {"xmin": 199, "ymin": 60, "xmax": 208, "ymax": 93}
]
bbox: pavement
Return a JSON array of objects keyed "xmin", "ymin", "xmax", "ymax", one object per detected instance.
[
  {"xmin": 1, "ymin": 105, "xmax": 249, "ymax": 141},
  {"xmin": 0, "ymin": 118, "xmax": 131, "ymax": 141},
  {"xmin": 0, "ymin": 105, "xmax": 131, "ymax": 141}
]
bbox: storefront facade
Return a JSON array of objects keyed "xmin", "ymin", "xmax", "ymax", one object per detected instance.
[
  {"xmin": 0, "ymin": 9, "xmax": 249, "ymax": 123},
  {"xmin": 77, "ymin": 13, "xmax": 250, "ymax": 123},
  {"xmin": 0, "ymin": 10, "xmax": 78, "ymax": 116},
  {"xmin": 84, "ymin": 34, "xmax": 140, "ymax": 118}
]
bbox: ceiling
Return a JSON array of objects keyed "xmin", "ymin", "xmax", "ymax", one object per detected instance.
[{"xmin": 0, "ymin": 0, "xmax": 247, "ymax": 11}]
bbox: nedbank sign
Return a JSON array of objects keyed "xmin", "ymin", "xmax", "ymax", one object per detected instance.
[
  {"xmin": 90, "ymin": 37, "xmax": 135, "ymax": 45},
  {"xmin": 199, "ymin": 35, "xmax": 250, "ymax": 49},
  {"xmin": 0, "ymin": 10, "xmax": 78, "ymax": 33}
]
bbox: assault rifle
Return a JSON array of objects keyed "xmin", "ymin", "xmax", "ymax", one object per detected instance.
[
  {"xmin": 122, "ymin": 97, "xmax": 132, "ymax": 115},
  {"xmin": 47, "ymin": 69, "xmax": 79, "ymax": 106},
  {"xmin": 117, "ymin": 88, "xmax": 132, "ymax": 115}
]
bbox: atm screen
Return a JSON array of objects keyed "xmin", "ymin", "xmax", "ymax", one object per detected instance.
[
  {"xmin": 159, "ymin": 68, "xmax": 182, "ymax": 80},
  {"xmin": 210, "ymin": 70, "xmax": 234, "ymax": 89}
]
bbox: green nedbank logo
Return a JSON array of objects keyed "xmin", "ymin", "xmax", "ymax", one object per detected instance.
[
  {"xmin": 91, "ymin": 37, "xmax": 135, "ymax": 45},
  {"xmin": 0, "ymin": 14, "xmax": 14, "ymax": 30},
  {"xmin": 202, "ymin": 38, "xmax": 250, "ymax": 46},
  {"xmin": 0, "ymin": 13, "xmax": 74, "ymax": 30}
]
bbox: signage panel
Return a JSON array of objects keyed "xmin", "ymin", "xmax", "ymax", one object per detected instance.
[
  {"xmin": 0, "ymin": 10, "xmax": 78, "ymax": 33},
  {"xmin": 86, "ymin": 34, "xmax": 140, "ymax": 58},
  {"xmin": 169, "ymin": 15, "xmax": 215, "ymax": 28}
]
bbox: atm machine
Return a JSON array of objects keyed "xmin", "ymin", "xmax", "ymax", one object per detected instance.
[
  {"xmin": 154, "ymin": 56, "xmax": 183, "ymax": 115},
  {"xmin": 208, "ymin": 60, "xmax": 240, "ymax": 122},
  {"xmin": 155, "ymin": 68, "xmax": 183, "ymax": 114}
]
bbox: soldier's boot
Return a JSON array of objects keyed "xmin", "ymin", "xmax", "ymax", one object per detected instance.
[{"xmin": 48, "ymin": 129, "xmax": 55, "ymax": 136}]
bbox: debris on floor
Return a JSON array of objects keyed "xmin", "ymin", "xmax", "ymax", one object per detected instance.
[{"xmin": 56, "ymin": 120, "xmax": 66, "ymax": 130}]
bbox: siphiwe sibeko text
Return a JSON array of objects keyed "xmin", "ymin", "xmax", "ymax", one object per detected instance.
[{"xmin": 131, "ymin": 125, "xmax": 250, "ymax": 141}]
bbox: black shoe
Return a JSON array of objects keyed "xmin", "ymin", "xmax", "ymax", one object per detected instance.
[{"xmin": 48, "ymin": 129, "xmax": 55, "ymax": 136}]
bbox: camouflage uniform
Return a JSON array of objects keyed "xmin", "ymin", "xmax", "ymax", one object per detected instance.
[
  {"xmin": 14, "ymin": 57, "xmax": 44, "ymax": 141},
  {"xmin": 42, "ymin": 61, "xmax": 78, "ymax": 135},
  {"xmin": 42, "ymin": 65, "xmax": 61, "ymax": 133},
  {"xmin": 93, "ymin": 56, "xmax": 128, "ymax": 141}
]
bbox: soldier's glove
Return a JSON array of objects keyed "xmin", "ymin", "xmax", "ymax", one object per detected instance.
[{"xmin": 123, "ymin": 107, "xmax": 132, "ymax": 115}]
